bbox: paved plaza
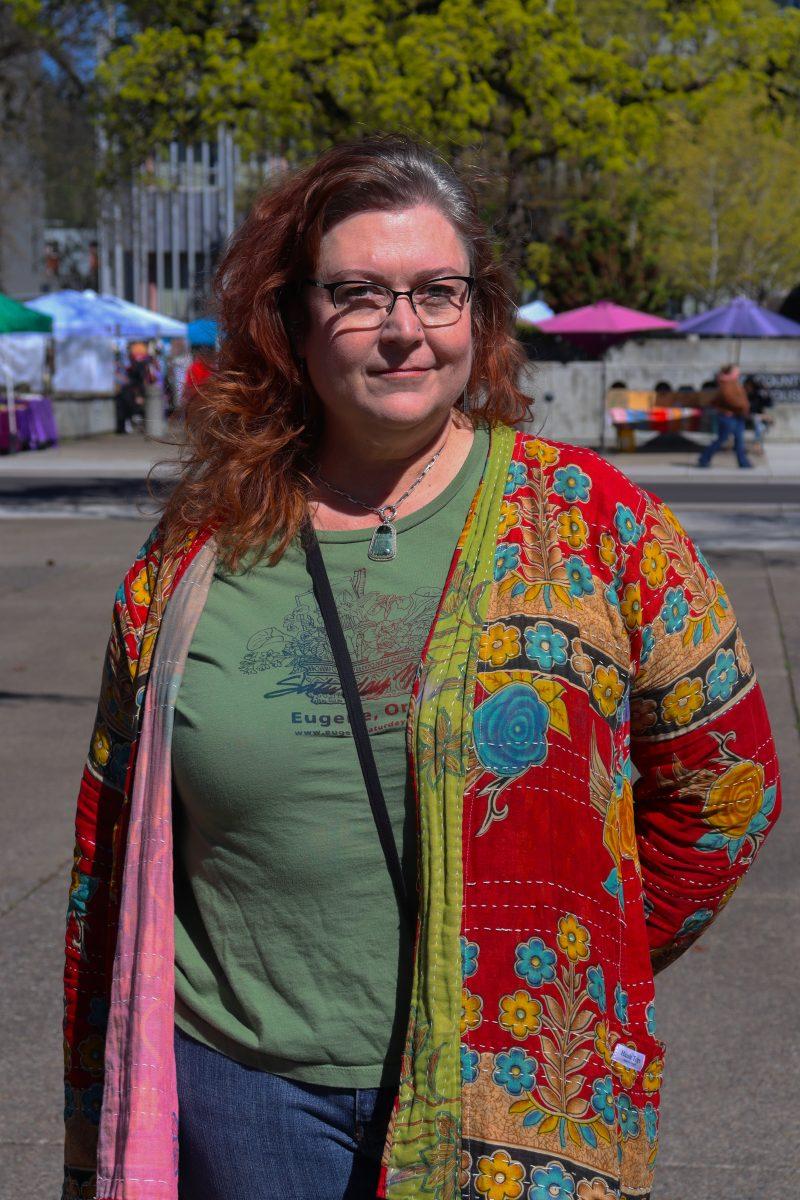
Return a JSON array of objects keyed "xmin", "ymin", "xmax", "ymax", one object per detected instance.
[{"xmin": 1, "ymin": 433, "xmax": 798, "ymax": 1198}]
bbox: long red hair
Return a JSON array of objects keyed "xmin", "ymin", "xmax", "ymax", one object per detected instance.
[{"xmin": 162, "ymin": 134, "xmax": 532, "ymax": 567}]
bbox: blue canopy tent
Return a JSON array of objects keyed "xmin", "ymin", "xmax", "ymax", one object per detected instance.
[
  {"xmin": 25, "ymin": 290, "xmax": 186, "ymax": 339},
  {"xmin": 187, "ymin": 317, "xmax": 219, "ymax": 347}
]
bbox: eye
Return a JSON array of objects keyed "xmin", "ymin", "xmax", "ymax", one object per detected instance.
[
  {"xmin": 334, "ymin": 282, "xmax": 389, "ymax": 306},
  {"xmin": 415, "ymin": 280, "xmax": 464, "ymax": 305}
]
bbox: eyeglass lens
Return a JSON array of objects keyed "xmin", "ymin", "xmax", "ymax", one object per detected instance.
[{"xmin": 332, "ymin": 278, "xmax": 470, "ymax": 327}]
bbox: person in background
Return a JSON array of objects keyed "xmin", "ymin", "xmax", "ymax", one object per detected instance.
[
  {"xmin": 744, "ymin": 374, "xmax": 774, "ymax": 456},
  {"xmin": 697, "ymin": 363, "xmax": 753, "ymax": 469},
  {"xmin": 114, "ymin": 341, "xmax": 156, "ymax": 435},
  {"xmin": 182, "ymin": 343, "xmax": 217, "ymax": 408}
]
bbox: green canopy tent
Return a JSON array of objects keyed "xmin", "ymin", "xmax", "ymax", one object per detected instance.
[{"xmin": 0, "ymin": 292, "xmax": 53, "ymax": 333}]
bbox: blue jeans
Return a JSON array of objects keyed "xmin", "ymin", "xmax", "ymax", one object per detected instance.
[
  {"xmin": 698, "ymin": 413, "xmax": 752, "ymax": 467},
  {"xmin": 175, "ymin": 1027, "xmax": 397, "ymax": 1199}
]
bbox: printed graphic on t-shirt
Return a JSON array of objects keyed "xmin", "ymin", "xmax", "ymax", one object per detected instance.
[{"xmin": 238, "ymin": 567, "xmax": 439, "ymax": 736}]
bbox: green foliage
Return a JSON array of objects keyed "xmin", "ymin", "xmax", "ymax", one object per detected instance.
[
  {"xmin": 650, "ymin": 89, "xmax": 800, "ymax": 303},
  {"xmin": 8, "ymin": 0, "xmax": 800, "ymax": 302}
]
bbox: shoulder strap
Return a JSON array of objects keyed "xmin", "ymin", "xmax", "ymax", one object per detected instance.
[{"xmin": 302, "ymin": 521, "xmax": 416, "ymax": 934}]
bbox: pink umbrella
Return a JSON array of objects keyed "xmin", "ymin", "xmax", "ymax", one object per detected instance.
[{"xmin": 535, "ymin": 300, "xmax": 677, "ymax": 354}]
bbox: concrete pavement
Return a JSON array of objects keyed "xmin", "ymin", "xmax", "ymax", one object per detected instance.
[{"xmin": 0, "ymin": 438, "xmax": 798, "ymax": 1199}]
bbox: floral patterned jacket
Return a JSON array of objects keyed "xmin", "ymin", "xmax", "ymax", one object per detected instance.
[{"xmin": 64, "ymin": 427, "xmax": 780, "ymax": 1200}]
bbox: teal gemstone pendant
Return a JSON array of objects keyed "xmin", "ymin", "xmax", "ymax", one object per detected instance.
[{"xmin": 368, "ymin": 521, "xmax": 397, "ymax": 562}]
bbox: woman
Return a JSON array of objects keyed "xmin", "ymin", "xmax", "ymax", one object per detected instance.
[{"xmin": 64, "ymin": 136, "xmax": 780, "ymax": 1200}]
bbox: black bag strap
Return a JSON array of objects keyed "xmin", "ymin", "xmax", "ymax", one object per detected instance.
[{"xmin": 302, "ymin": 521, "xmax": 415, "ymax": 934}]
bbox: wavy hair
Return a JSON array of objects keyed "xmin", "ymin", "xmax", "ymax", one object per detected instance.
[{"xmin": 161, "ymin": 133, "xmax": 532, "ymax": 567}]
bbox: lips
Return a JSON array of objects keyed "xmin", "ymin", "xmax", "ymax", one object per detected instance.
[{"xmin": 374, "ymin": 366, "xmax": 432, "ymax": 374}]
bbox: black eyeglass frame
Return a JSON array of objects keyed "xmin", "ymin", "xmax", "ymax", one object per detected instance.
[{"xmin": 303, "ymin": 275, "xmax": 475, "ymax": 321}]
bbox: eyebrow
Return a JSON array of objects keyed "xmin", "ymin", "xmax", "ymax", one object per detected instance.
[{"xmin": 324, "ymin": 267, "xmax": 468, "ymax": 283}]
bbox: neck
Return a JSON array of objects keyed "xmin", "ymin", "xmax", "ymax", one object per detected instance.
[{"xmin": 316, "ymin": 412, "xmax": 455, "ymax": 501}]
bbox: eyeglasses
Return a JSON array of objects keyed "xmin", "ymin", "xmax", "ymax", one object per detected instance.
[{"xmin": 304, "ymin": 275, "xmax": 474, "ymax": 329}]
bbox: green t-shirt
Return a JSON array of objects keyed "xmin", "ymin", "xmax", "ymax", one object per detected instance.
[{"xmin": 172, "ymin": 427, "xmax": 488, "ymax": 1087}]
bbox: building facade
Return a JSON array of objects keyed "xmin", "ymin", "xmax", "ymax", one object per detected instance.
[{"xmin": 97, "ymin": 127, "xmax": 283, "ymax": 320}]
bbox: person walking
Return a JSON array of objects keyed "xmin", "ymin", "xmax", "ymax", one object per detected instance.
[
  {"xmin": 64, "ymin": 136, "xmax": 780, "ymax": 1200},
  {"xmin": 697, "ymin": 363, "xmax": 753, "ymax": 468},
  {"xmin": 114, "ymin": 341, "xmax": 153, "ymax": 434}
]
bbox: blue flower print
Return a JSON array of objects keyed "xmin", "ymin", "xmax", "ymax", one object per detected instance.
[
  {"xmin": 590, "ymin": 1075, "xmax": 615, "ymax": 1125},
  {"xmin": 524, "ymin": 622, "xmax": 569, "ymax": 671},
  {"xmin": 605, "ymin": 569, "xmax": 624, "ymax": 609},
  {"xmin": 640, "ymin": 624, "xmax": 656, "ymax": 665},
  {"xmin": 587, "ymin": 965, "xmax": 606, "ymax": 1012},
  {"xmin": 676, "ymin": 908, "xmax": 714, "ymax": 939},
  {"xmin": 565, "ymin": 556, "xmax": 595, "ymax": 598},
  {"xmin": 461, "ymin": 1044, "xmax": 479, "ymax": 1084},
  {"xmin": 616, "ymin": 1093, "xmax": 641, "ymax": 1140},
  {"xmin": 706, "ymin": 648, "xmax": 738, "ymax": 703},
  {"xmin": 661, "ymin": 586, "xmax": 689, "ymax": 634},
  {"xmin": 613, "ymin": 982, "xmax": 629, "ymax": 1026},
  {"xmin": 645, "ymin": 1000, "xmax": 657, "ymax": 1037},
  {"xmin": 643, "ymin": 1100, "xmax": 659, "ymax": 1144},
  {"xmin": 505, "ymin": 461, "xmax": 528, "ymax": 495},
  {"xmin": 492, "ymin": 1047, "xmax": 537, "ymax": 1096},
  {"xmin": 68, "ymin": 870, "xmax": 99, "ymax": 918},
  {"xmin": 554, "ymin": 465, "xmax": 591, "ymax": 503},
  {"xmin": 530, "ymin": 1160, "xmax": 576, "ymax": 1200},
  {"xmin": 81, "ymin": 1082, "xmax": 104, "ymax": 1125},
  {"xmin": 494, "ymin": 541, "xmax": 521, "ymax": 582},
  {"xmin": 614, "ymin": 503, "xmax": 644, "ymax": 545},
  {"xmin": 515, "ymin": 937, "xmax": 557, "ymax": 987},
  {"xmin": 461, "ymin": 937, "xmax": 479, "ymax": 979},
  {"xmin": 474, "ymin": 682, "xmax": 549, "ymax": 777}
]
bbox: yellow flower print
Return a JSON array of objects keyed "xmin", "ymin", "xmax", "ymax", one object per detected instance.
[
  {"xmin": 661, "ymin": 503, "xmax": 687, "ymax": 538},
  {"xmin": 734, "ymin": 627, "xmax": 752, "ymax": 677},
  {"xmin": 461, "ymin": 988, "xmax": 483, "ymax": 1035},
  {"xmin": 475, "ymin": 1149, "xmax": 526, "ymax": 1200},
  {"xmin": 498, "ymin": 500, "xmax": 521, "ymax": 538},
  {"xmin": 641, "ymin": 540, "xmax": 667, "ymax": 588},
  {"xmin": 592, "ymin": 664, "xmax": 624, "ymax": 718},
  {"xmin": 619, "ymin": 583, "xmax": 643, "ymax": 630},
  {"xmin": 577, "ymin": 1180, "xmax": 619, "ymax": 1200},
  {"xmin": 557, "ymin": 913, "xmax": 590, "ymax": 962},
  {"xmin": 558, "ymin": 506, "xmax": 588, "ymax": 550},
  {"xmin": 705, "ymin": 760, "xmax": 765, "ymax": 839},
  {"xmin": 594, "ymin": 1020, "xmax": 612, "ymax": 1066},
  {"xmin": 599, "ymin": 532, "xmax": 616, "ymax": 567},
  {"xmin": 642, "ymin": 1057, "xmax": 664, "ymax": 1094},
  {"xmin": 91, "ymin": 726, "xmax": 111, "ymax": 767},
  {"xmin": 498, "ymin": 990, "xmax": 542, "ymax": 1040},
  {"xmin": 479, "ymin": 622, "xmax": 521, "ymax": 668},
  {"xmin": 523, "ymin": 438, "xmax": 559, "ymax": 467},
  {"xmin": 130, "ymin": 566, "xmax": 151, "ymax": 606},
  {"xmin": 661, "ymin": 677, "xmax": 704, "ymax": 726}
]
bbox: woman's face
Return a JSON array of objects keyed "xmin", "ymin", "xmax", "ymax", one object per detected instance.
[{"xmin": 299, "ymin": 204, "xmax": 473, "ymax": 444}]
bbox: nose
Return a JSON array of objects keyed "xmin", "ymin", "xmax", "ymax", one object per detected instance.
[{"xmin": 381, "ymin": 294, "xmax": 424, "ymax": 342}]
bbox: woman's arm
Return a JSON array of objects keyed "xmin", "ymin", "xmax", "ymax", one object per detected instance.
[
  {"xmin": 63, "ymin": 530, "xmax": 162, "ymax": 1197},
  {"xmin": 625, "ymin": 494, "xmax": 781, "ymax": 973}
]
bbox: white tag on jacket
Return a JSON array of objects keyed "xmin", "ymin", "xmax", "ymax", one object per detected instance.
[{"xmin": 611, "ymin": 1043, "xmax": 646, "ymax": 1073}]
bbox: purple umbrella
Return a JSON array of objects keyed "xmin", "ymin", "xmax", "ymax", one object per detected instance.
[
  {"xmin": 535, "ymin": 300, "xmax": 676, "ymax": 355},
  {"xmin": 677, "ymin": 296, "xmax": 800, "ymax": 337}
]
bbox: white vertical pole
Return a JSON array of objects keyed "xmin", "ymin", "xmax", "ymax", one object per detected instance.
[
  {"xmin": 155, "ymin": 183, "xmax": 165, "ymax": 310},
  {"xmin": 113, "ymin": 197, "xmax": 123, "ymax": 298},
  {"xmin": 131, "ymin": 179, "xmax": 140, "ymax": 307},
  {"xmin": 169, "ymin": 142, "xmax": 180, "ymax": 317},
  {"xmin": 186, "ymin": 144, "xmax": 196, "ymax": 316}
]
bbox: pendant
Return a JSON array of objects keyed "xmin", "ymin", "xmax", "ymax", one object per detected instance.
[{"xmin": 368, "ymin": 521, "xmax": 397, "ymax": 562}]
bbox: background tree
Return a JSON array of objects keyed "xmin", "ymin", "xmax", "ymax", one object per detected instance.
[{"xmin": 650, "ymin": 89, "xmax": 800, "ymax": 305}]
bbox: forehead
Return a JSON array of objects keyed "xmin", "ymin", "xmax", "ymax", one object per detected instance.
[{"xmin": 316, "ymin": 204, "xmax": 469, "ymax": 278}]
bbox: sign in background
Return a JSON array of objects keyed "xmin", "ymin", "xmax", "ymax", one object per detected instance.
[{"xmin": 749, "ymin": 373, "xmax": 800, "ymax": 405}]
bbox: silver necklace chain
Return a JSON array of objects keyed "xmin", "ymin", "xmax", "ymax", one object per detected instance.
[{"xmin": 314, "ymin": 441, "xmax": 446, "ymax": 526}]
